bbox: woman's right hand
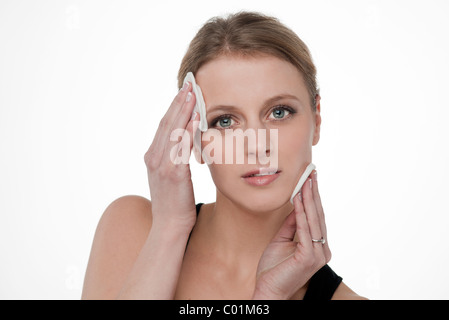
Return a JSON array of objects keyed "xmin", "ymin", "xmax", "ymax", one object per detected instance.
[{"xmin": 144, "ymin": 82, "xmax": 200, "ymax": 232}]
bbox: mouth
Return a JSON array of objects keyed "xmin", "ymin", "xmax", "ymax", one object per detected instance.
[
  {"xmin": 241, "ymin": 168, "xmax": 281, "ymax": 178},
  {"xmin": 241, "ymin": 168, "xmax": 281, "ymax": 186}
]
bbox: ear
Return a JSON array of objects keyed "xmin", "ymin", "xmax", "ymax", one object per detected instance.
[{"xmin": 312, "ymin": 95, "xmax": 321, "ymax": 146}]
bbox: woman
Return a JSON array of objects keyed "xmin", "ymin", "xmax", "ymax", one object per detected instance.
[{"xmin": 82, "ymin": 11, "xmax": 366, "ymax": 300}]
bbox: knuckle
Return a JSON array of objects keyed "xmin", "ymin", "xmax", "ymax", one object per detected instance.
[
  {"xmin": 173, "ymin": 91, "xmax": 187, "ymax": 106},
  {"xmin": 158, "ymin": 117, "xmax": 169, "ymax": 130},
  {"xmin": 144, "ymin": 148, "xmax": 152, "ymax": 163},
  {"xmin": 325, "ymin": 249, "xmax": 332, "ymax": 263},
  {"xmin": 146, "ymin": 150, "xmax": 189, "ymax": 182},
  {"xmin": 145, "ymin": 152, "xmax": 159, "ymax": 170},
  {"xmin": 307, "ymin": 214, "xmax": 318, "ymax": 225},
  {"xmin": 304, "ymin": 187, "xmax": 314, "ymax": 199}
]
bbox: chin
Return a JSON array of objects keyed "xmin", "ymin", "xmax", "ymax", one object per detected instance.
[
  {"xmin": 238, "ymin": 190, "xmax": 291, "ymax": 214},
  {"xmin": 214, "ymin": 173, "xmax": 294, "ymax": 213}
]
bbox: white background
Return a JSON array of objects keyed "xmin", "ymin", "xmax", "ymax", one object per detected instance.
[{"xmin": 1, "ymin": 0, "xmax": 448, "ymax": 300}]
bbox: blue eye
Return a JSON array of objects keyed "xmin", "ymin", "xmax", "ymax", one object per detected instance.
[
  {"xmin": 272, "ymin": 108, "xmax": 286, "ymax": 118},
  {"xmin": 209, "ymin": 105, "xmax": 296, "ymax": 129},
  {"xmin": 210, "ymin": 114, "xmax": 234, "ymax": 128},
  {"xmin": 218, "ymin": 117, "xmax": 232, "ymax": 128},
  {"xmin": 269, "ymin": 105, "xmax": 295, "ymax": 120}
]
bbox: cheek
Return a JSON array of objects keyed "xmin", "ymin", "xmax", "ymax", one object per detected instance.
[
  {"xmin": 278, "ymin": 124, "xmax": 313, "ymax": 155},
  {"xmin": 276, "ymin": 122, "xmax": 314, "ymax": 180},
  {"xmin": 200, "ymin": 131, "xmax": 226, "ymax": 164},
  {"xmin": 200, "ymin": 130, "xmax": 263, "ymax": 165},
  {"xmin": 200, "ymin": 120, "xmax": 314, "ymax": 165},
  {"xmin": 206, "ymin": 163, "xmax": 239, "ymax": 195}
]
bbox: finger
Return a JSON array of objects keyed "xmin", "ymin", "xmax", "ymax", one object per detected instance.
[
  {"xmin": 293, "ymin": 192, "xmax": 312, "ymax": 253},
  {"xmin": 164, "ymin": 82, "xmax": 193, "ymax": 129},
  {"xmin": 311, "ymin": 170, "xmax": 331, "ymax": 262},
  {"xmin": 162, "ymin": 90, "xmax": 197, "ymax": 166},
  {"xmin": 272, "ymin": 210, "xmax": 297, "ymax": 243},
  {"xmin": 302, "ymin": 177, "xmax": 323, "ymax": 245},
  {"xmin": 169, "ymin": 90, "xmax": 197, "ymax": 135},
  {"xmin": 311, "ymin": 171, "xmax": 325, "ymax": 228},
  {"xmin": 168, "ymin": 115, "xmax": 197, "ymax": 166},
  {"xmin": 187, "ymin": 112, "xmax": 200, "ymax": 152},
  {"xmin": 147, "ymin": 83, "xmax": 193, "ymax": 161},
  {"xmin": 175, "ymin": 110, "xmax": 200, "ymax": 165}
]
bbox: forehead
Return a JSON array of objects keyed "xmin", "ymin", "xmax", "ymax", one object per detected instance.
[{"xmin": 195, "ymin": 55, "xmax": 309, "ymax": 110}]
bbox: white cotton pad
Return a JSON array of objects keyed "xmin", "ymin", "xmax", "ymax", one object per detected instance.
[
  {"xmin": 290, "ymin": 163, "xmax": 316, "ymax": 204},
  {"xmin": 183, "ymin": 72, "xmax": 208, "ymax": 132}
]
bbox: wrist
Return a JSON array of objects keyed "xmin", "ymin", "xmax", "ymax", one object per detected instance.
[
  {"xmin": 151, "ymin": 216, "xmax": 195, "ymax": 237},
  {"xmin": 252, "ymin": 285, "xmax": 288, "ymax": 300},
  {"xmin": 252, "ymin": 291, "xmax": 286, "ymax": 300}
]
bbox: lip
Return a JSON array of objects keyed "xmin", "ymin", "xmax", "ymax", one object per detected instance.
[
  {"xmin": 241, "ymin": 167, "xmax": 281, "ymax": 178},
  {"xmin": 241, "ymin": 168, "xmax": 281, "ymax": 187}
]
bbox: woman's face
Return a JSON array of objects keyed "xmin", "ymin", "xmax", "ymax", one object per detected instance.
[{"xmin": 196, "ymin": 54, "xmax": 321, "ymax": 212}]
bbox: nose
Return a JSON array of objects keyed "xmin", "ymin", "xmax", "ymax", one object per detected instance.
[
  {"xmin": 220, "ymin": 117, "xmax": 278, "ymax": 167},
  {"xmin": 245, "ymin": 122, "xmax": 276, "ymax": 164},
  {"xmin": 247, "ymin": 129, "xmax": 270, "ymax": 158}
]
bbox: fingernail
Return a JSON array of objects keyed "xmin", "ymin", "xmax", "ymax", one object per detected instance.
[
  {"xmin": 181, "ymin": 82, "xmax": 189, "ymax": 92},
  {"xmin": 191, "ymin": 111, "xmax": 197, "ymax": 121},
  {"xmin": 297, "ymin": 192, "xmax": 302, "ymax": 202},
  {"xmin": 186, "ymin": 92, "xmax": 192, "ymax": 102},
  {"xmin": 313, "ymin": 170, "xmax": 317, "ymax": 182},
  {"xmin": 309, "ymin": 178, "xmax": 312, "ymax": 189}
]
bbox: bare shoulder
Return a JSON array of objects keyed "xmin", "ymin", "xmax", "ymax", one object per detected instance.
[
  {"xmin": 82, "ymin": 195, "xmax": 153, "ymax": 299},
  {"xmin": 332, "ymin": 281, "xmax": 369, "ymax": 300}
]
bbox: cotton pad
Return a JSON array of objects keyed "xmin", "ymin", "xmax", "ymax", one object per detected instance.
[
  {"xmin": 183, "ymin": 72, "xmax": 208, "ymax": 132},
  {"xmin": 290, "ymin": 163, "xmax": 316, "ymax": 204}
]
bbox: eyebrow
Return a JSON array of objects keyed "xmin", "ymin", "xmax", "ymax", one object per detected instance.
[{"xmin": 207, "ymin": 94, "xmax": 302, "ymax": 113}]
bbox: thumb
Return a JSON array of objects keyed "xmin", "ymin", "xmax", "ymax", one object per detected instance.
[{"xmin": 271, "ymin": 210, "xmax": 297, "ymax": 243}]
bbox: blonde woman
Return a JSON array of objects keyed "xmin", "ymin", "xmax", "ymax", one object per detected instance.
[{"xmin": 82, "ymin": 11, "xmax": 366, "ymax": 300}]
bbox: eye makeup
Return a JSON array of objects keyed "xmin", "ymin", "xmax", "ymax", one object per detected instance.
[{"xmin": 208, "ymin": 105, "xmax": 297, "ymax": 129}]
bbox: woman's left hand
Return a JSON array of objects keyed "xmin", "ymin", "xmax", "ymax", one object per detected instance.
[{"xmin": 252, "ymin": 171, "xmax": 332, "ymax": 299}]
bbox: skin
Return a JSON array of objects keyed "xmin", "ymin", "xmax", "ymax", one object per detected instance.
[
  {"xmin": 81, "ymin": 54, "xmax": 367, "ymax": 300},
  {"xmin": 197, "ymin": 54, "xmax": 316, "ymax": 216},
  {"xmin": 176, "ymin": 55, "xmax": 320, "ymax": 298}
]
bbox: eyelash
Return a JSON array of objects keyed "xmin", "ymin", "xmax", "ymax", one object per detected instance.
[{"xmin": 209, "ymin": 105, "xmax": 297, "ymax": 129}]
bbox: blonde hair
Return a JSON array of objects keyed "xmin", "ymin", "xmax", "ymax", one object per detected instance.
[{"xmin": 177, "ymin": 11, "xmax": 319, "ymax": 111}]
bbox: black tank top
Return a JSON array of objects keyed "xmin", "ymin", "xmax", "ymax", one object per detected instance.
[{"xmin": 194, "ymin": 203, "xmax": 343, "ymax": 300}]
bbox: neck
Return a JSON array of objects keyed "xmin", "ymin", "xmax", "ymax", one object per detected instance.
[{"xmin": 203, "ymin": 190, "xmax": 294, "ymax": 273}]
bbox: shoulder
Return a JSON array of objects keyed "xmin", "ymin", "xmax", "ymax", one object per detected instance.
[
  {"xmin": 82, "ymin": 195, "xmax": 153, "ymax": 299},
  {"xmin": 92, "ymin": 195, "xmax": 153, "ymax": 247},
  {"xmin": 100, "ymin": 195, "xmax": 152, "ymax": 227},
  {"xmin": 331, "ymin": 281, "xmax": 369, "ymax": 300}
]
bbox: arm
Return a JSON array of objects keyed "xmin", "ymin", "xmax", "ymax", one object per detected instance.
[
  {"xmin": 117, "ymin": 218, "xmax": 191, "ymax": 299},
  {"xmin": 83, "ymin": 82, "xmax": 199, "ymax": 299},
  {"xmin": 81, "ymin": 195, "xmax": 153, "ymax": 299},
  {"xmin": 81, "ymin": 195, "xmax": 193, "ymax": 300}
]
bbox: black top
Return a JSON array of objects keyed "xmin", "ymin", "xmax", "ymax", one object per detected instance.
[{"xmin": 193, "ymin": 203, "xmax": 342, "ymax": 300}]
